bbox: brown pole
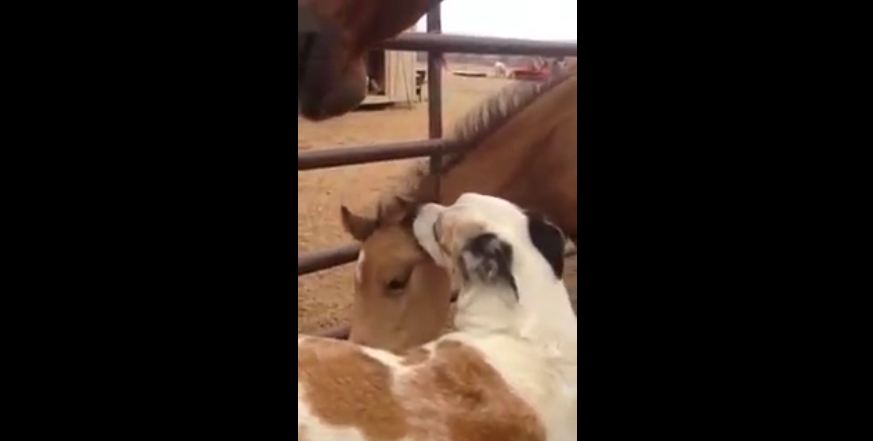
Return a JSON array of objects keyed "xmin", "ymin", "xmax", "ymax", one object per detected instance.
[
  {"xmin": 379, "ymin": 33, "xmax": 577, "ymax": 57},
  {"xmin": 297, "ymin": 139, "xmax": 446, "ymax": 170},
  {"xmin": 426, "ymin": 4, "xmax": 442, "ymax": 200}
]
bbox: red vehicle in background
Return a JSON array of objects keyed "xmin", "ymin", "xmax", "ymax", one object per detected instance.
[
  {"xmin": 495, "ymin": 56, "xmax": 564, "ymax": 81},
  {"xmin": 508, "ymin": 68, "xmax": 550, "ymax": 81}
]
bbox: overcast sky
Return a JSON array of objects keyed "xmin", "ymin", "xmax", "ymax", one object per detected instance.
[{"xmin": 414, "ymin": 0, "xmax": 577, "ymax": 41}]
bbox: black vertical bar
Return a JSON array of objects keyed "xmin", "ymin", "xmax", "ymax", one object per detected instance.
[{"xmin": 426, "ymin": 3, "xmax": 442, "ymax": 198}]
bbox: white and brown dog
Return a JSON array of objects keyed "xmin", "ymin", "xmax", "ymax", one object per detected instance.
[{"xmin": 298, "ymin": 193, "xmax": 577, "ymax": 441}]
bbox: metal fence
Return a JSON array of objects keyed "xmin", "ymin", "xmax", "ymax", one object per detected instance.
[{"xmin": 298, "ymin": 4, "xmax": 577, "ymax": 338}]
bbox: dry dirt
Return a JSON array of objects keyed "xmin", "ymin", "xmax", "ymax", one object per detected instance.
[{"xmin": 298, "ymin": 68, "xmax": 576, "ymax": 334}]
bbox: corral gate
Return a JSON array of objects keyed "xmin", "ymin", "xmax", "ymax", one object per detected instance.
[{"xmin": 298, "ymin": 4, "xmax": 578, "ymax": 338}]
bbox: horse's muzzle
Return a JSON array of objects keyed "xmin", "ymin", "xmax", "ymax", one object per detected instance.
[{"xmin": 298, "ymin": 4, "xmax": 369, "ymax": 120}]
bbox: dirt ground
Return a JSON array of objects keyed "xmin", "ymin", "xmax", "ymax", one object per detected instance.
[{"xmin": 298, "ymin": 68, "xmax": 576, "ymax": 334}]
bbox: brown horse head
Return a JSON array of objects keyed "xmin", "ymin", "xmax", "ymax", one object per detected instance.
[
  {"xmin": 298, "ymin": 0, "xmax": 438, "ymax": 120},
  {"xmin": 340, "ymin": 197, "xmax": 452, "ymax": 353}
]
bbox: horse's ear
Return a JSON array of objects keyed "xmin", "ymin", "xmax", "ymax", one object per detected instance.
[{"xmin": 341, "ymin": 206, "xmax": 377, "ymax": 241}]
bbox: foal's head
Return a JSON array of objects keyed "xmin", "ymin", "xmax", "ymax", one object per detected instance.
[{"xmin": 340, "ymin": 198, "xmax": 452, "ymax": 353}]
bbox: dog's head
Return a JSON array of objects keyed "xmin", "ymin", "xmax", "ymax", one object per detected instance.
[{"xmin": 412, "ymin": 193, "xmax": 566, "ymax": 303}]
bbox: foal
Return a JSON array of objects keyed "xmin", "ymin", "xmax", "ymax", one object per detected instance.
[
  {"xmin": 342, "ymin": 69, "xmax": 578, "ymax": 352},
  {"xmin": 299, "ymin": 193, "xmax": 577, "ymax": 441}
]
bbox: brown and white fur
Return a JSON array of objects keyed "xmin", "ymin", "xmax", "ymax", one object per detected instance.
[{"xmin": 299, "ymin": 193, "xmax": 577, "ymax": 441}]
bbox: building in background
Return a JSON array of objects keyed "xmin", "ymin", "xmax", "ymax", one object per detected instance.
[{"xmin": 360, "ymin": 29, "xmax": 418, "ymax": 108}]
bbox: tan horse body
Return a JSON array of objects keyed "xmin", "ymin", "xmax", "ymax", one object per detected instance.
[{"xmin": 340, "ymin": 69, "xmax": 577, "ymax": 352}]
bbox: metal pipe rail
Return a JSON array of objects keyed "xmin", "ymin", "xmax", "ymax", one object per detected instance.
[
  {"xmin": 298, "ymin": 139, "xmax": 447, "ymax": 170},
  {"xmin": 298, "ymin": 244, "xmax": 360, "ymax": 276},
  {"xmin": 379, "ymin": 33, "xmax": 577, "ymax": 57}
]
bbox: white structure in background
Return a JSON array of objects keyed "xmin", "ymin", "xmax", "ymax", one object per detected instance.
[
  {"xmin": 360, "ymin": 29, "xmax": 418, "ymax": 108},
  {"xmin": 493, "ymin": 61, "xmax": 509, "ymax": 78}
]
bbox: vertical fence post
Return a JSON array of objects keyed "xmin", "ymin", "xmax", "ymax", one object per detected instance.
[{"xmin": 426, "ymin": 4, "xmax": 443, "ymax": 198}]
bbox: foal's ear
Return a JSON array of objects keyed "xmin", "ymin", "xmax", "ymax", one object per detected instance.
[
  {"xmin": 341, "ymin": 206, "xmax": 377, "ymax": 241},
  {"xmin": 379, "ymin": 195, "xmax": 417, "ymax": 225},
  {"xmin": 525, "ymin": 212, "xmax": 566, "ymax": 279}
]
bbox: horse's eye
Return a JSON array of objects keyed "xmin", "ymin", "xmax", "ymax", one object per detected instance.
[
  {"xmin": 387, "ymin": 278, "xmax": 407, "ymax": 291},
  {"xmin": 386, "ymin": 270, "xmax": 412, "ymax": 291}
]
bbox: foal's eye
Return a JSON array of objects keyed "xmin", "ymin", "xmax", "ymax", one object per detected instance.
[
  {"xmin": 387, "ymin": 279, "xmax": 407, "ymax": 290},
  {"xmin": 386, "ymin": 271, "xmax": 412, "ymax": 291}
]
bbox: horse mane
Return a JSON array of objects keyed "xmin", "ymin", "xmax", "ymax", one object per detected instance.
[
  {"xmin": 435, "ymin": 66, "xmax": 575, "ymax": 174},
  {"xmin": 371, "ymin": 66, "xmax": 577, "ymax": 225}
]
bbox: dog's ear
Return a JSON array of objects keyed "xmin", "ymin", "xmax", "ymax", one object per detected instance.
[
  {"xmin": 459, "ymin": 233, "xmax": 518, "ymax": 300},
  {"xmin": 525, "ymin": 211, "xmax": 566, "ymax": 279}
]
